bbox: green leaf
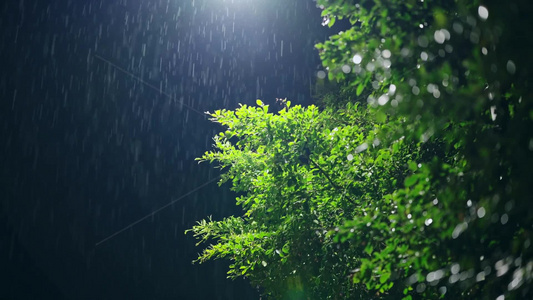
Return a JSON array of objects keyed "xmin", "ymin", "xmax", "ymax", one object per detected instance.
[
  {"xmin": 404, "ymin": 175, "xmax": 417, "ymax": 187},
  {"xmin": 256, "ymin": 99, "xmax": 263, "ymax": 106},
  {"xmin": 356, "ymin": 84, "xmax": 364, "ymax": 96},
  {"xmin": 364, "ymin": 244, "xmax": 373, "ymax": 256},
  {"xmin": 328, "ymin": 16, "xmax": 336, "ymax": 27},
  {"xmin": 282, "ymin": 243, "xmax": 290, "ymax": 254},
  {"xmin": 375, "ymin": 111, "xmax": 387, "ymax": 123},
  {"xmin": 380, "ymin": 272, "xmax": 391, "ymax": 284}
]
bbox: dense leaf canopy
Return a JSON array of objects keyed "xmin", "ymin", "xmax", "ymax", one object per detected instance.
[{"xmin": 188, "ymin": 1, "xmax": 533, "ymax": 299}]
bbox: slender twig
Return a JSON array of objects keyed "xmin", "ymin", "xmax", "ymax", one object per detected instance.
[{"xmin": 309, "ymin": 157, "xmax": 343, "ymax": 192}]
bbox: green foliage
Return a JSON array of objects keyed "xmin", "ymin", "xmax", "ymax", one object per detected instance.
[
  {"xmin": 315, "ymin": 0, "xmax": 533, "ymax": 299},
  {"xmin": 188, "ymin": 0, "xmax": 533, "ymax": 299},
  {"xmin": 187, "ymin": 102, "xmax": 420, "ymax": 298}
]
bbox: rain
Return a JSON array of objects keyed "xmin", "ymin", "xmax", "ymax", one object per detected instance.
[{"xmin": 0, "ymin": 0, "xmax": 343, "ymax": 299}]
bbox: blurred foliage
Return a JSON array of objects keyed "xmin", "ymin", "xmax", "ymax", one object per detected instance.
[
  {"xmin": 315, "ymin": 0, "xmax": 533, "ymax": 298},
  {"xmin": 314, "ymin": 82, "xmax": 364, "ymax": 110},
  {"xmin": 188, "ymin": 0, "xmax": 533, "ymax": 299}
]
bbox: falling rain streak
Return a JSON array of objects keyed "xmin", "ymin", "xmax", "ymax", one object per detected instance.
[{"xmin": 0, "ymin": 0, "xmax": 338, "ymax": 299}]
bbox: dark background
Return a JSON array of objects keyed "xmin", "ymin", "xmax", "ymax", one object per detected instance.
[{"xmin": 0, "ymin": 0, "xmax": 342, "ymax": 299}]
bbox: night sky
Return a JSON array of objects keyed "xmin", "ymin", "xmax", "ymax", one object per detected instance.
[{"xmin": 0, "ymin": 0, "xmax": 343, "ymax": 299}]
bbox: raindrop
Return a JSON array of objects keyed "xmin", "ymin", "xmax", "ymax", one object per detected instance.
[
  {"xmin": 382, "ymin": 49, "xmax": 391, "ymax": 58},
  {"xmin": 514, "ymin": 257, "xmax": 522, "ymax": 266},
  {"xmin": 439, "ymin": 286, "xmax": 447, "ymax": 295},
  {"xmin": 490, "ymin": 106, "xmax": 497, "ymax": 121},
  {"xmin": 342, "ymin": 65, "xmax": 351, "ymax": 74},
  {"xmin": 441, "ymin": 29, "xmax": 451, "ymax": 40},
  {"xmin": 452, "ymin": 222, "xmax": 468, "ymax": 239},
  {"xmin": 500, "ymin": 214, "xmax": 509, "ymax": 225},
  {"xmin": 352, "ymin": 54, "xmax": 362, "ymax": 64},
  {"xmin": 317, "ymin": 70, "xmax": 326, "ymax": 79},
  {"xmin": 505, "ymin": 201, "xmax": 514, "ymax": 212},
  {"xmin": 425, "ymin": 218, "xmax": 433, "ymax": 226},
  {"xmin": 453, "ymin": 22, "xmax": 464, "ymax": 34},
  {"xmin": 322, "ymin": 15, "xmax": 330, "ymax": 26},
  {"xmin": 445, "ymin": 44, "xmax": 453, "ymax": 53},
  {"xmin": 388, "ymin": 84, "xmax": 396, "ymax": 95},
  {"xmin": 355, "ymin": 143, "xmax": 368, "ymax": 153},
  {"xmin": 477, "ymin": 207, "xmax": 486, "ymax": 218},
  {"xmin": 451, "ymin": 263, "xmax": 461, "ymax": 274},
  {"xmin": 482, "ymin": 47, "xmax": 488, "ymax": 55},
  {"xmin": 418, "ymin": 36, "xmax": 429, "ymax": 47},
  {"xmin": 416, "ymin": 283, "xmax": 426, "ymax": 293},
  {"xmin": 478, "ymin": 5, "xmax": 489, "ymax": 20},
  {"xmin": 401, "ymin": 48, "xmax": 410, "ymax": 57},
  {"xmin": 470, "ymin": 31, "xmax": 480, "ymax": 44},
  {"xmin": 476, "ymin": 271, "xmax": 485, "ymax": 282},
  {"xmin": 378, "ymin": 95, "xmax": 389, "ymax": 105},
  {"xmin": 408, "ymin": 273, "xmax": 419, "ymax": 284},
  {"xmin": 467, "ymin": 15, "xmax": 477, "ymax": 27},
  {"xmin": 508, "ymin": 269, "xmax": 524, "ymax": 290},
  {"xmin": 496, "ymin": 259, "xmax": 510, "ymax": 277},
  {"xmin": 347, "ymin": 154, "xmax": 354, "ymax": 161},
  {"xmin": 506, "ymin": 60, "xmax": 516, "ymax": 74},
  {"xmin": 449, "ymin": 274, "xmax": 459, "ymax": 284},
  {"xmin": 434, "ymin": 30, "xmax": 446, "ymax": 44},
  {"xmin": 367, "ymin": 96, "xmax": 377, "ymax": 106},
  {"xmin": 427, "ymin": 269, "xmax": 444, "ymax": 282}
]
